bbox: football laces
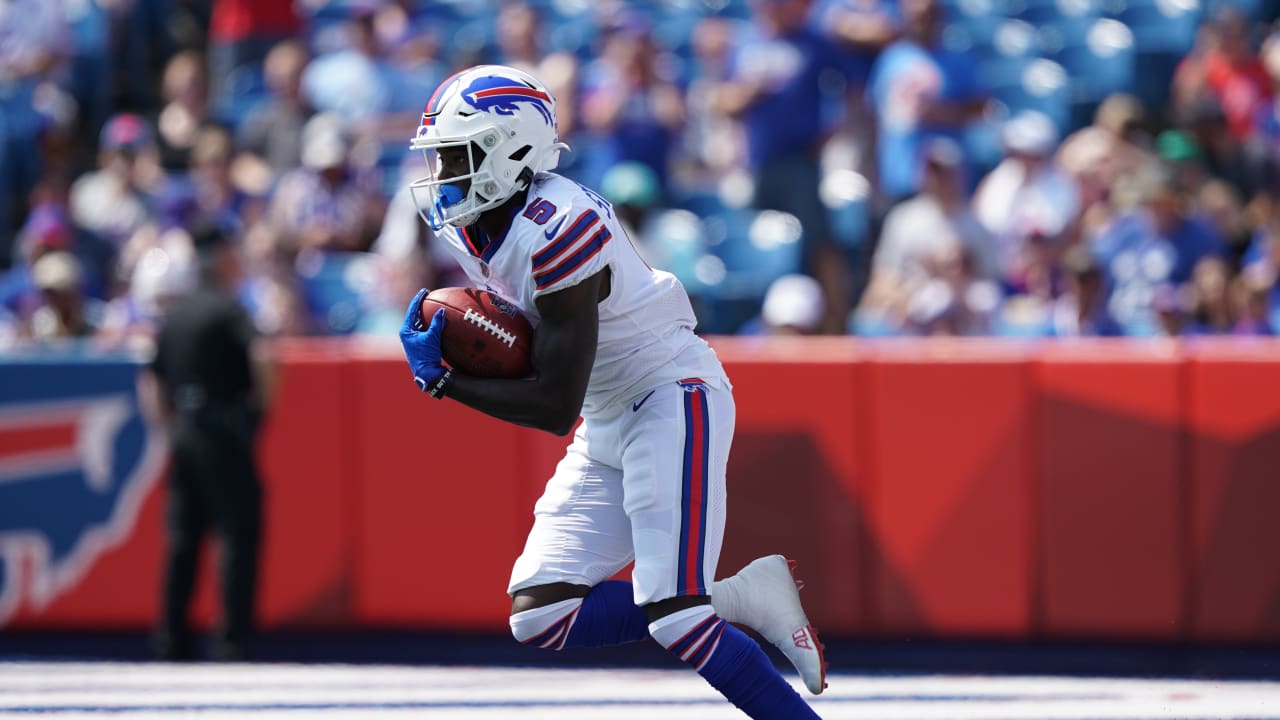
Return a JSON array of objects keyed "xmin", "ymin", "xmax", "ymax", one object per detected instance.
[{"xmin": 463, "ymin": 308, "xmax": 517, "ymax": 348}]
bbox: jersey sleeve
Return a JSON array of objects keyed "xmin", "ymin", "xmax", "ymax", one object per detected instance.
[{"xmin": 529, "ymin": 204, "xmax": 615, "ymax": 298}]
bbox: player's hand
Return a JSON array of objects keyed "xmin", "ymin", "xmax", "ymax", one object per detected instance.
[{"xmin": 399, "ymin": 288, "xmax": 451, "ymax": 397}]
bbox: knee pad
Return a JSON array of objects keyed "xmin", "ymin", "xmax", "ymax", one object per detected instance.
[{"xmin": 509, "ymin": 597, "xmax": 583, "ymax": 650}]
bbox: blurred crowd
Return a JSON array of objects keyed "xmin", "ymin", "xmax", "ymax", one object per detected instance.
[{"xmin": 2, "ymin": 0, "xmax": 1280, "ymax": 347}]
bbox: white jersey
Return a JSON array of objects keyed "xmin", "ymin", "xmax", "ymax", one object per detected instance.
[{"xmin": 437, "ymin": 172, "xmax": 727, "ymax": 417}]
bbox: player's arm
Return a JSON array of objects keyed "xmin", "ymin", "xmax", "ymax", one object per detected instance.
[
  {"xmin": 446, "ymin": 272, "xmax": 601, "ymax": 435},
  {"xmin": 401, "ymin": 272, "xmax": 606, "ymax": 436}
]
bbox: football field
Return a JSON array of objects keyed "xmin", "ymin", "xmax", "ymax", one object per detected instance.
[{"xmin": 2, "ymin": 661, "xmax": 1278, "ymax": 719}]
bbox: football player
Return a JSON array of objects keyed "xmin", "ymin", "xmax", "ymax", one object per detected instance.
[{"xmin": 397, "ymin": 65, "xmax": 826, "ymax": 718}]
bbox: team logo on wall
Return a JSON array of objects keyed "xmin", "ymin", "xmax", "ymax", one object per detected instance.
[{"xmin": 0, "ymin": 360, "xmax": 166, "ymax": 625}]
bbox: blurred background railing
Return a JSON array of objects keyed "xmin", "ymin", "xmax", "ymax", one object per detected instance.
[{"xmin": 4, "ymin": 337, "xmax": 1279, "ymax": 647}]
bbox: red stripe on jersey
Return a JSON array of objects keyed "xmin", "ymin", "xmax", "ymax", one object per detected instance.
[
  {"xmin": 534, "ymin": 226, "xmax": 611, "ymax": 290},
  {"xmin": 532, "ymin": 210, "xmax": 598, "ymax": 272}
]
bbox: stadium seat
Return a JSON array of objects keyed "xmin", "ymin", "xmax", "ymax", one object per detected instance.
[
  {"xmin": 642, "ymin": 208, "xmax": 708, "ymax": 293},
  {"xmin": 977, "ymin": 19, "xmax": 1042, "ymax": 87},
  {"xmin": 990, "ymin": 59, "xmax": 1071, "ymax": 132},
  {"xmin": 215, "ymin": 62, "xmax": 268, "ymax": 128},
  {"xmin": 820, "ymin": 169, "xmax": 871, "ymax": 251},
  {"xmin": 294, "ymin": 251, "xmax": 378, "ymax": 335},
  {"xmin": 1204, "ymin": 0, "xmax": 1261, "ymax": 16},
  {"xmin": 1031, "ymin": 0, "xmax": 1103, "ymax": 50},
  {"xmin": 1051, "ymin": 18, "xmax": 1136, "ymax": 104},
  {"xmin": 698, "ymin": 209, "xmax": 804, "ymax": 333},
  {"xmin": 949, "ymin": 0, "xmax": 1006, "ymax": 47},
  {"xmin": 1116, "ymin": 0, "xmax": 1201, "ymax": 52}
]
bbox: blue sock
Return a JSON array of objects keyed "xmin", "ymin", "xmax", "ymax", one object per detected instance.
[
  {"xmin": 651, "ymin": 606, "xmax": 822, "ymax": 720},
  {"xmin": 562, "ymin": 580, "xmax": 650, "ymax": 648}
]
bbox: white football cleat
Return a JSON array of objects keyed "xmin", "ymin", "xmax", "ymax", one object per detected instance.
[{"xmin": 713, "ymin": 554, "xmax": 828, "ymax": 694}]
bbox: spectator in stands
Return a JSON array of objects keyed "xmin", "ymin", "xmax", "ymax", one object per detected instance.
[
  {"xmin": 1057, "ymin": 94, "xmax": 1153, "ymax": 238},
  {"xmin": 496, "ymin": 2, "xmax": 580, "ymax": 137},
  {"xmin": 237, "ymin": 40, "xmax": 313, "ymax": 177},
  {"xmin": 28, "ymin": 251, "xmax": 98, "ymax": 341},
  {"xmin": 1093, "ymin": 164, "xmax": 1227, "ymax": 335},
  {"xmin": 69, "ymin": 114, "xmax": 159, "ymax": 250},
  {"xmin": 237, "ymin": 225, "xmax": 309, "ymax": 337},
  {"xmin": 819, "ymin": 0, "xmax": 902, "ymax": 180},
  {"xmin": 0, "ymin": 0, "xmax": 68, "ymax": 247},
  {"xmin": 188, "ymin": 123, "xmax": 268, "ymax": 236},
  {"xmin": 1178, "ymin": 98, "xmax": 1257, "ymax": 199},
  {"xmin": 1231, "ymin": 265, "xmax": 1276, "ymax": 334},
  {"xmin": 600, "ymin": 161, "xmax": 662, "ymax": 242},
  {"xmin": 364, "ymin": 151, "xmax": 458, "ymax": 334},
  {"xmin": 207, "ymin": 0, "xmax": 301, "ymax": 112},
  {"xmin": 152, "ymin": 51, "xmax": 212, "ymax": 172},
  {"xmin": 1155, "ymin": 129, "xmax": 1211, "ymax": 197},
  {"xmin": 1184, "ymin": 256, "xmax": 1234, "ymax": 333},
  {"xmin": 821, "ymin": 0, "xmax": 901, "ymax": 75},
  {"xmin": 856, "ymin": 138, "xmax": 996, "ymax": 333},
  {"xmin": 97, "ymin": 231, "xmax": 197, "ymax": 347},
  {"xmin": 267, "ymin": 113, "xmax": 378, "ymax": 252},
  {"xmin": 378, "ymin": 8, "xmax": 447, "ymax": 128},
  {"xmin": 1048, "ymin": 245, "xmax": 1123, "ymax": 337},
  {"xmin": 710, "ymin": 0, "xmax": 847, "ymax": 329},
  {"xmin": 710, "ymin": 0, "xmax": 842, "ymax": 235},
  {"xmin": 581, "ymin": 18, "xmax": 685, "ymax": 192},
  {"xmin": 741, "ymin": 273, "xmax": 827, "ymax": 335},
  {"xmin": 1173, "ymin": 9, "xmax": 1271, "ymax": 143},
  {"xmin": 866, "ymin": 0, "xmax": 986, "ymax": 206},
  {"xmin": 302, "ymin": 9, "xmax": 393, "ymax": 130},
  {"xmin": 899, "ymin": 257, "xmax": 1000, "ymax": 336},
  {"xmin": 1149, "ymin": 283, "xmax": 1190, "ymax": 336},
  {"xmin": 973, "ymin": 110, "xmax": 1081, "ymax": 294},
  {"xmin": 680, "ymin": 16, "xmax": 747, "ymax": 186},
  {"xmin": 1195, "ymin": 178, "xmax": 1252, "ymax": 261},
  {"xmin": 1248, "ymin": 31, "xmax": 1280, "ymax": 197},
  {"xmin": 0, "ymin": 203, "xmax": 76, "ymax": 329}
]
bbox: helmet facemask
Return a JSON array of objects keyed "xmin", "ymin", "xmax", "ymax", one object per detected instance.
[{"xmin": 409, "ymin": 125, "xmax": 510, "ymax": 231}]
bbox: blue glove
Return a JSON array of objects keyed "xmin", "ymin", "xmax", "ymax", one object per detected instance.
[{"xmin": 399, "ymin": 288, "xmax": 453, "ymax": 398}]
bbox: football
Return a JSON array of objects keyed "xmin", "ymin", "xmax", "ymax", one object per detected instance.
[{"xmin": 420, "ymin": 287, "xmax": 533, "ymax": 378}]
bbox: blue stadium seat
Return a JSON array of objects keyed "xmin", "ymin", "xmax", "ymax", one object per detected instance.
[
  {"xmin": 1051, "ymin": 18, "xmax": 1136, "ymax": 103},
  {"xmin": 1030, "ymin": 0, "xmax": 1103, "ymax": 50},
  {"xmin": 990, "ymin": 59, "xmax": 1071, "ymax": 132},
  {"xmin": 295, "ymin": 251, "xmax": 378, "ymax": 335},
  {"xmin": 948, "ymin": 0, "xmax": 1005, "ymax": 47},
  {"xmin": 1116, "ymin": 0, "xmax": 1201, "ymax": 51},
  {"xmin": 1204, "ymin": 0, "xmax": 1262, "ymax": 16},
  {"xmin": 976, "ymin": 19, "xmax": 1042, "ymax": 87},
  {"xmin": 674, "ymin": 188, "xmax": 729, "ymax": 219},
  {"xmin": 697, "ymin": 209, "xmax": 804, "ymax": 333},
  {"xmin": 820, "ymin": 169, "xmax": 871, "ymax": 251},
  {"xmin": 642, "ymin": 209, "xmax": 708, "ymax": 293},
  {"xmin": 215, "ymin": 62, "xmax": 268, "ymax": 128}
]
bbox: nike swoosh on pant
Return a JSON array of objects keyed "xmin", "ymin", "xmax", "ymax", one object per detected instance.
[{"xmin": 632, "ymin": 390, "xmax": 656, "ymax": 412}]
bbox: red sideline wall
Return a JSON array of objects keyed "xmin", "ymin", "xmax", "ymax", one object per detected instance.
[{"xmin": 9, "ymin": 338, "xmax": 1280, "ymax": 643}]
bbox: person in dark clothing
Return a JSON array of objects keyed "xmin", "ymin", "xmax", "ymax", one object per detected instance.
[{"xmin": 138, "ymin": 224, "xmax": 273, "ymax": 661}]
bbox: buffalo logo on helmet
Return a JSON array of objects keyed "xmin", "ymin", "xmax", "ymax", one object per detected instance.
[{"xmin": 460, "ymin": 75, "xmax": 554, "ymax": 125}]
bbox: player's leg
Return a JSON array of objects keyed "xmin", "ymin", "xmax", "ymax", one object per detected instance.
[
  {"xmin": 712, "ymin": 555, "xmax": 829, "ymax": 694},
  {"xmin": 507, "ymin": 422, "xmax": 650, "ymax": 650},
  {"xmin": 625, "ymin": 380, "xmax": 821, "ymax": 719}
]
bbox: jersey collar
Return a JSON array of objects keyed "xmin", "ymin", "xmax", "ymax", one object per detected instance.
[{"xmin": 458, "ymin": 196, "xmax": 526, "ymax": 263}]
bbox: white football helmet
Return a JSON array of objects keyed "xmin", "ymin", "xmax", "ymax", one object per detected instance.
[{"xmin": 408, "ymin": 65, "xmax": 567, "ymax": 230}]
